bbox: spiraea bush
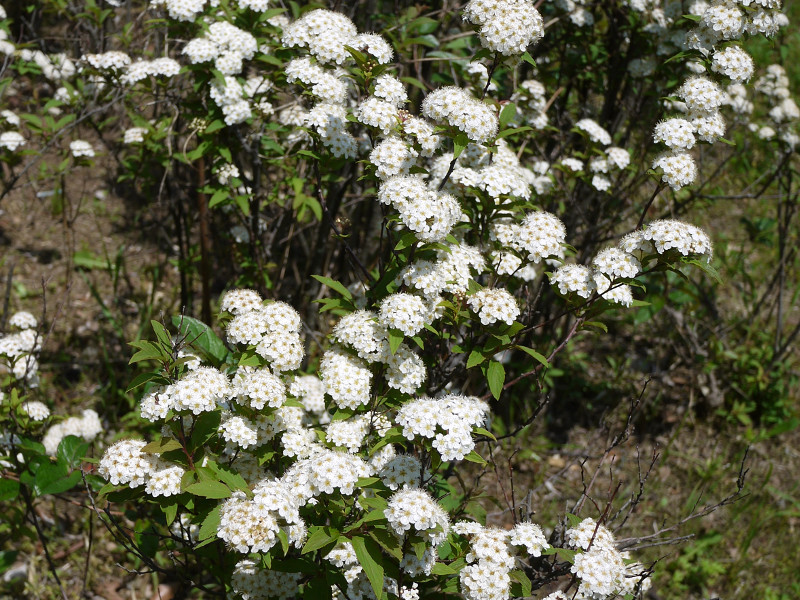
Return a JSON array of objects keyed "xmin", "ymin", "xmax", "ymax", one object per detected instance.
[{"xmin": 0, "ymin": 0, "xmax": 797, "ymax": 598}]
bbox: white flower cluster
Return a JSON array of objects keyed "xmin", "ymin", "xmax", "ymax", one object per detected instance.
[
  {"xmin": 400, "ymin": 242, "xmax": 486, "ymax": 299},
  {"xmin": 385, "ymin": 487, "xmax": 449, "ymax": 544},
  {"xmin": 100, "ymin": 438, "xmax": 186, "ymax": 497},
  {"xmin": 218, "ymin": 479, "xmax": 305, "ymax": 553},
  {"xmin": 511, "ymin": 79, "xmax": 549, "ymax": 130},
  {"xmin": 224, "ymin": 293, "xmax": 304, "ymax": 372},
  {"xmin": 564, "ymin": 518, "xmax": 648, "ymax": 599},
  {"xmin": 650, "ymin": 0, "xmax": 788, "ymax": 190},
  {"xmin": 0, "ymin": 131, "xmax": 24, "ymax": 151},
  {"xmin": 120, "ymin": 57, "xmax": 181, "ymax": 84},
  {"xmin": 456, "ymin": 521, "xmax": 549, "ymax": 600},
  {"xmin": 285, "ymin": 57, "xmax": 347, "ymax": 105},
  {"xmin": 439, "ymin": 140, "xmax": 546, "ymax": 202},
  {"xmin": 331, "ymin": 309, "xmax": 427, "ymax": 394},
  {"xmin": 83, "ymin": 51, "xmax": 131, "ymax": 71},
  {"xmin": 711, "ymin": 45, "xmax": 754, "ymax": 83},
  {"xmin": 232, "ymin": 559, "xmax": 300, "ymax": 600},
  {"xmin": 320, "ymin": 347, "xmax": 372, "ymax": 409},
  {"xmin": 283, "ymin": 10, "xmax": 393, "ymax": 65},
  {"xmin": 575, "ymin": 118, "xmax": 612, "ymax": 146},
  {"xmin": 396, "ymin": 395, "xmax": 489, "ymax": 461},
  {"xmin": 463, "ymin": 0, "xmax": 544, "ymax": 56},
  {"xmin": 422, "ymin": 87, "xmax": 498, "ymax": 143},
  {"xmin": 0, "ymin": 312, "xmax": 42, "ymax": 384},
  {"xmin": 491, "ymin": 211, "xmax": 566, "ymax": 266},
  {"xmin": 369, "ymin": 137, "xmax": 418, "ymax": 180},
  {"xmin": 21, "ymin": 401, "xmax": 50, "ymax": 421},
  {"xmin": 751, "ymin": 65, "xmax": 800, "ymax": 148},
  {"xmin": 70, "ymin": 140, "xmax": 95, "ymax": 158},
  {"xmin": 467, "ymin": 288, "xmax": 520, "ymax": 326},
  {"xmin": 187, "ymin": 20, "xmax": 258, "ymax": 77},
  {"xmin": 123, "ymin": 127, "xmax": 147, "ymax": 144},
  {"xmin": 379, "ymin": 293, "xmax": 428, "ymax": 337},
  {"xmin": 42, "ymin": 409, "xmax": 102, "ymax": 456},
  {"xmin": 377, "ymin": 175, "xmax": 462, "ymax": 243},
  {"xmin": 150, "ymin": 0, "xmax": 206, "ymax": 22},
  {"xmin": 622, "ymin": 218, "xmax": 712, "ymax": 261},
  {"xmin": 378, "ymin": 454, "xmax": 426, "ymax": 490}
]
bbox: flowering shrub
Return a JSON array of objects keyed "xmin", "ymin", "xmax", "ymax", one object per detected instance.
[{"xmin": 0, "ymin": 0, "xmax": 796, "ymax": 597}]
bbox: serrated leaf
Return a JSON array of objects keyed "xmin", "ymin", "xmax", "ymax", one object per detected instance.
[
  {"xmin": 486, "ymin": 361, "xmax": 505, "ymax": 400},
  {"xmin": 185, "ymin": 480, "xmax": 231, "ymax": 499},
  {"xmin": 198, "ymin": 504, "xmax": 222, "ymax": 540},
  {"xmin": 351, "ymin": 535, "xmax": 385, "ymax": 600}
]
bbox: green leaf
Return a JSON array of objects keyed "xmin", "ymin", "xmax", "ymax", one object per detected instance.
[
  {"xmin": 486, "ymin": 360, "xmax": 505, "ymax": 400},
  {"xmin": 185, "ymin": 480, "xmax": 231, "ymax": 499},
  {"xmin": 126, "ymin": 371, "xmax": 168, "ymax": 392},
  {"xmin": 351, "ymin": 535, "xmax": 385, "ymax": 600},
  {"xmin": 463, "ymin": 450, "xmax": 488, "ymax": 466},
  {"xmin": 510, "ymin": 570, "xmax": 532, "ymax": 597},
  {"xmin": 151, "ymin": 320, "xmax": 172, "ymax": 348},
  {"xmin": 496, "ymin": 126, "xmax": 532, "ymax": 139},
  {"xmin": 198, "ymin": 504, "xmax": 222, "ymax": 540},
  {"xmin": 203, "ymin": 119, "xmax": 225, "ymax": 134},
  {"xmin": 190, "ymin": 410, "xmax": 222, "ymax": 449},
  {"xmin": 128, "ymin": 340, "xmax": 167, "ymax": 365},
  {"xmin": 387, "ymin": 329, "xmax": 403, "ymax": 355},
  {"xmin": 516, "ymin": 346, "xmax": 549, "ymax": 368},
  {"xmin": 162, "ymin": 501, "xmax": 179, "ymax": 526},
  {"xmin": 499, "ymin": 103, "xmax": 516, "ymax": 129},
  {"xmin": 311, "ymin": 275, "xmax": 354, "ymax": 299},
  {"xmin": 467, "ymin": 350, "xmax": 486, "ymax": 369},
  {"xmin": 302, "ymin": 526, "xmax": 339, "ymax": 554},
  {"xmin": 453, "ymin": 133, "xmax": 469, "ymax": 159},
  {"xmin": 56, "ymin": 435, "xmax": 89, "ymax": 469},
  {"xmin": 583, "ymin": 321, "xmax": 608, "ymax": 333},
  {"xmin": 72, "ymin": 250, "xmax": 107, "ymax": 270},
  {"xmin": 209, "ymin": 188, "xmax": 229, "ymax": 209},
  {"xmin": 34, "ymin": 464, "xmax": 80, "ymax": 496},
  {"xmin": 431, "ymin": 562, "xmax": 458, "ymax": 575},
  {"xmin": 0, "ymin": 551, "xmax": 18, "ymax": 574},
  {"xmin": 0, "ymin": 478, "xmax": 20, "ymax": 502},
  {"xmin": 172, "ymin": 315, "xmax": 228, "ymax": 365},
  {"xmin": 141, "ymin": 437, "xmax": 183, "ymax": 454},
  {"xmin": 473, "ymin": 427, "xmax": 496, "ymax": 441},
  {"xmin": 682, "ymin": 258, "xmax": 723, "ymax": 284}
]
